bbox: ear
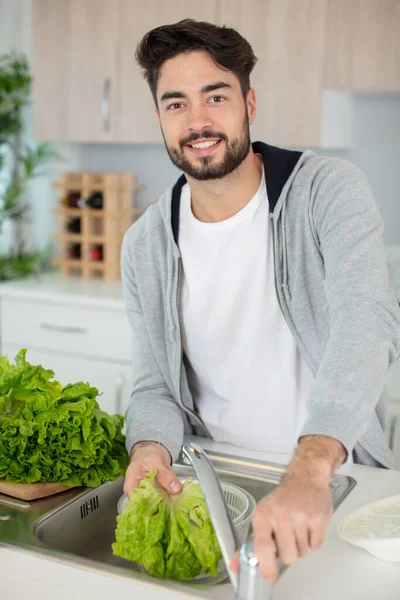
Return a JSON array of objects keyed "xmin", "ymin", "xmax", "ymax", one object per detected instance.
[{"xmin": 246, "ymin": 88, "xmax": 256, "ymax": 126}]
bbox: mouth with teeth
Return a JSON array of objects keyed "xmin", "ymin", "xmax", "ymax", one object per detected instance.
[{"xmin": 185, "ymin": 138, "xmax": 223, "ymax": 156}]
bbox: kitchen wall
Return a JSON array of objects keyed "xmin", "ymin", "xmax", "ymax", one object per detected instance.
[{"xmin": 1, "ymin": 0, "xmax": 400, "ymax": 264}]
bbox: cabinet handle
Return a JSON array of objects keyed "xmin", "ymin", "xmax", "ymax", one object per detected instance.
[
  {"xmin": 115, "ymin": 372, "xmax": 126, "ymax": 415},
  {"xmin": 102, "ymin": 77, "xmax": 111, "ymax": 132},
  {"xmin": 40, "ymin": 323, "xmax": 88, "ymax": 335}
]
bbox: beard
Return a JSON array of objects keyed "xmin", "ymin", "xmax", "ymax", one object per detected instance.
[{"xmin": 161, "ymin": 109, "xmax": 251, "ymax": 181}]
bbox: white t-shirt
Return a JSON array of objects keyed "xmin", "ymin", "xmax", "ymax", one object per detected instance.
[{"xmin": 178, "ymin": 164, "xmax": 315, "ymax": 461}]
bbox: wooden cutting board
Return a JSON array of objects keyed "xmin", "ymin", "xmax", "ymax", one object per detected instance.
[{"xmin": 0, "ymin": 480, "xmax": 73, "ymax": 501}]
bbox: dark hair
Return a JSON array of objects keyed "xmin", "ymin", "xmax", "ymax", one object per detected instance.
[{"xmin": 135, "ymin": 19, "xmax": 258, "ymax": 107}]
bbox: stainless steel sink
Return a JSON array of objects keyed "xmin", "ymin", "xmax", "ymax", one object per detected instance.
[{"xmin": 0, "ymin": 449, "xmax": 356, "ymax": 593}]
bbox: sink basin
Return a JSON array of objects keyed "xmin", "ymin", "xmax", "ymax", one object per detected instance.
[{"xmin": 0, "ymin": 448, "xmax": 356, "ymax": 593}]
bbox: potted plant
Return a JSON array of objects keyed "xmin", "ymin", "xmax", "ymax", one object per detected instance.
[{"xmin": 0, "ymin": 51, "xmax": 60, "ymax": 280}]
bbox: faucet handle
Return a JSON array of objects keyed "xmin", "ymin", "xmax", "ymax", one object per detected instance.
[{"xmin": 238, "ymin": 538, "xmax": 275, "ymax": 600}]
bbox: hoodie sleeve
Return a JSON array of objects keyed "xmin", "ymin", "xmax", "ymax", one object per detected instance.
[
  {"xmin": 299, "ymin": 159, "xmax": 400, "ymax": 463},
  {"xmin": 121, "ymin": 234, "xmax": 185, "ymax": 463}
]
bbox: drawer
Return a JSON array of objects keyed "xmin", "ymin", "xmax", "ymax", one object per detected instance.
[{"xmin": 1, "ymin": 297, "xmax": 132, "ymax": 362}]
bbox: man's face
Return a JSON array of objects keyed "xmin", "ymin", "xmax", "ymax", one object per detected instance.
[{"xmin": 155, "ymin": 51, "xmax": 256, "ymax": 181}]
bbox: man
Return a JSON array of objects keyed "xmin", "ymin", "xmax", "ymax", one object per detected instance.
[{"xmin": 121, "ymin": 19, "xmax": 400, "ymax": 583}]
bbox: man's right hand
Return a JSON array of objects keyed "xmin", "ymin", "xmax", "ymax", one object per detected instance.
[{"xmin": 123, "ymin": 441, "xmax": 182, "ymax": 498}]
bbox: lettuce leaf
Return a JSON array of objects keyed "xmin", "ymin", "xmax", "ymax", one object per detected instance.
[
  {"xmin": 112, "ymin": 470, "xmax": 222, "ymax": 580},
  {"xmin": 0, "ymin": 349, "xmax": 129, "ymax": 487}
]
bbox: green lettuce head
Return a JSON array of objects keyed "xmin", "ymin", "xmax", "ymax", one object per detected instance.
[
  {"xmin": 112, "ymin": 470, "xmax": 222, "ymax": 580},
  {"xmin": 0, "ymin": 348, "xmax": 129, "ymax": 486}
]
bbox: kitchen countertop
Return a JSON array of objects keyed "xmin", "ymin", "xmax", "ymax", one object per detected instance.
[
  {"xmin": 0, "ymin": 258, "xmax": 398, "ymax": 313},
  {"xmin": 2, "ymin": 436, "xmax": 400, "ymax": 600},
  {"xmin": 0, "ymin": 271, "xmax": 125, "ymax": 310}
]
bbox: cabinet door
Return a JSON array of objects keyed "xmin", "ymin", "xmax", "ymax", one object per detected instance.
[
  {"xmin": 33, "ymin": 0, "xmax": 119, "ymax": 141},
  {"xmin": 219, "ymin": 0, "xmax": 328, "ymax": 147},
  {"xmin": 3, "ymin": 345, "xmax": 132, "ymax": 416},
  {"xmin": 116, "ymin": 0, "xmax": 217, "ymax": 142},
  {"xmin": 326, "ymin": 0, "xmax": 400, "ymax": 90}
]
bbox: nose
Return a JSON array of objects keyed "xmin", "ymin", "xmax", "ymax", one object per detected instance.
[{"xmin": 186, "ymin": 102, "xmax": 213, "ymax": 132}]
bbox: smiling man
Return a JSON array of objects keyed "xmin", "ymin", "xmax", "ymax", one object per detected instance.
[{"xmin": 121, "ymin": 19, "xmax": 400, "ymax": 583}]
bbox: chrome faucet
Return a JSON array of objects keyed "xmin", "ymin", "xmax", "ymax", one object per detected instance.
[{"xmin": 181, "ymin": 443, "xmax": 276, "ymax": 600}]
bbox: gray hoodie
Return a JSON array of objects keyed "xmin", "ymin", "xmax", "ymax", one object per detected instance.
[{"xmin": 121, "ymin": 142, "xmax": 400, "ymax": 469}]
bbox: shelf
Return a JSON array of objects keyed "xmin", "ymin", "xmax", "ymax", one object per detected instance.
[
  {"xmin": 52, "ymin": 208, "xmax": 143, "ymax": 217},
  {"xmin": 53, "ymin": 182, "xmax": 144, "ymax": 192},
  {"xmin": 52, "ymin": 234, "xmax": 120, "ymax": 243},
  {"xmin": 52, "ymin": 258, "xmax": 107, "ymax": 270}
]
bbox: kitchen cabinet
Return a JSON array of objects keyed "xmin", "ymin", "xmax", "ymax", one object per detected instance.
[
  {"xmin": 31, "ymin": 0, "xmax": 400, "ymax": 145},
  {"xmin": 116, "ymin": 0, "xmax": 217, "ymax": 143},
  {"xmin": 326, "ymin": 0, "xmax": 400, "ymax": 90},
  {"xmin": 218, "ymin": 0, "xmax": 328, "ymax": 147},
  {"xmin": 33, "ymin": 0, "xmax": 119, "ymax": 141},
  {"xmin": 32, "ymin": 0, "xmax": 217, "ymax": 143}
]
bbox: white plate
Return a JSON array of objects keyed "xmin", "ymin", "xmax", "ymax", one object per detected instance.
[{"xmin": 338, "ymin": 494, "xmax": 400, "ymax": 561}]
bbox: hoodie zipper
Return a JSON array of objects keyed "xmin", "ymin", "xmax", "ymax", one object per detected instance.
[
  {"xmin": 270, "ymin": 213, "xmax": 282, "ymax": 313},
  {"xmin": 175, "ymin": 255, "xmax": 205, "ymax": 430},
  {"xmin": 270, "ymin": 212, "xmax": 316, "ymax": 376},
  {"xmin": 176, "ymin": 255, "xmax": 184, "ymax": 406}
]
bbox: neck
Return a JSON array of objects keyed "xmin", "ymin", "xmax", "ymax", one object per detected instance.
[{"xmin": 185, "ymin": 148, "xmax": 263, "ymax": 223}]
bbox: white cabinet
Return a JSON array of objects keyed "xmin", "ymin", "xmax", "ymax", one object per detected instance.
[
  {"xmin": 0, "ymin": 287, "xmax": 132, "ymax": 417},
  {"xmin": 1, "ymin": 297, "xmax": 131, "ymax": 362}
]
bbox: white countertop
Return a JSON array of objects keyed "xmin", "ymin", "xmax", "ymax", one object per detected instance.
[
  {"xmin": 2, "ymin": 436, "xmax": 400, "ymax": 600},
  {"xmin": 0, "ymin": 257, "xmax": 399, "ymax": 314},
  {"xmin": 0, "ymin": 271, "xmax": 125, "ymax": 310}
]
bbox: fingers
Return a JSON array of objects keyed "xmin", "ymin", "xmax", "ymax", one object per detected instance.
[
  {"xmin": 156, "ymin": 465, "xmax": 182, "ymax": 494},
  {"xmin": 294, "ymin": 520, "xmax": 310, "ymax": 558},
  {"xmin": 123, "ymin": 445, "xmax": 182, "ymax": 498},
  {"xmin": 123, "ymin": 461, "xmax": 139, "ymax": 497},
  {"xmin": 309, "ymin": 516, "xmax": 328, "ymax": 550},
  {"xmin": 254, "ymin": 529, "xmax": 278, "ymax": 583},
  {"xmin": 252, "ymin": 505, "xmax": 329, "ymax": 583},
  {"xmin": 230, "ymin": 551, "xmax": 239, "ymax": 573},
  {"xmin": 273, "ymin": 516, "xmax": 299, "ymax": 565}
]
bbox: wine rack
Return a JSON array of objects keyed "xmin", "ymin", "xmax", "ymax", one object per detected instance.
[{"xmin": 51, "ymin": 171, "xmax": 143, "ymax": 280}]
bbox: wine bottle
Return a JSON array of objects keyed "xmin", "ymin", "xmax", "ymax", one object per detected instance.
[
  {"xmin": 67, "ymin": 243, "xmax": 81, "ymax": 259},
  {"xmin": 77, "ymin": 191, "xmax": 103, "ymax": 210},
  {"xmin": 66, "ymin": 218, "xmax": 81, "ymax": 234},
  {"xmin": 62, "ymin": 191, "xmax": 81, "ymax": 208},
  {"xmin": 85, "ymin": 244, "xmax": 103, "ymax": 261}
]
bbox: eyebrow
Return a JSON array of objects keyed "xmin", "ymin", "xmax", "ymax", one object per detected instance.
[{"xmin": 159, "ymin": 81, "xmax": 233, "ymax": 103}]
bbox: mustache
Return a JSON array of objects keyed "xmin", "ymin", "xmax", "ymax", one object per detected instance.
[{"xmin": 181, "ymin": 132, "xmax": 227, "ymax": 146}]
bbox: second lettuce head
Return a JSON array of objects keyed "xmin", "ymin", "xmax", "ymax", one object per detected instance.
[{"xmin": 112, "ymin": 470, "xmax": 222, "ymax": 580}]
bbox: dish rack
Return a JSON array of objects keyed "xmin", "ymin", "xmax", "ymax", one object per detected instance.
[{"xmin": 51, "ymin": 171, "xmax": 143, "ymax": 280}]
